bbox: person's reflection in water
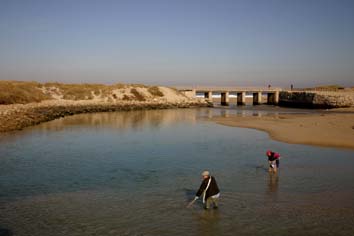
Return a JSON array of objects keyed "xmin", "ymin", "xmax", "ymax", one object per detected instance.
[
  {"xmin": 267, "ymin": 172, "xmax": 279, "ymax": 196},
  {"xmin": 206, "ymin": 109, "xmax": 213, "ymax": 119},
  {"xmin": 220, "ymin": 109, "xmax": 229, "ymax": 118},
  {"xmin": 194, "ymin": 208, "xmax": 221, "ymax": 236}
]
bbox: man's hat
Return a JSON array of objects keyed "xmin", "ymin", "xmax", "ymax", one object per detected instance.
[{"xmin": 201, "ymin": 170, "xmax": 210, "ymax": 176}]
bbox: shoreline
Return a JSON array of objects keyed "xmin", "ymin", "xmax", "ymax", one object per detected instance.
[
  {"xmin": 1, "ymin": 96, "xmax": 354, "ymax": 151},
  {"xmin": 211, "ymin": 111, "xmax": 354, "ymax": 150},
  {"xmin": 0, "ymin": 100, "xmax": 208, "ymax": 132}
]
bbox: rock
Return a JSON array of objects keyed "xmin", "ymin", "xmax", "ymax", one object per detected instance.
[{"xmin": 279, "ymin": 91, "xmax": 354, "ymax": 108}]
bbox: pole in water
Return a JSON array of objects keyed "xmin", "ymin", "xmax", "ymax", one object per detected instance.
[{"xmin": 187, "ymin": 199, "xmax": 197, "ymax": 208}]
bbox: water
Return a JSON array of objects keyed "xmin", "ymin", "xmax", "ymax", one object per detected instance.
[{"xmin": 0, "ymin": 107, "xmax": 353, "ymax": 236}]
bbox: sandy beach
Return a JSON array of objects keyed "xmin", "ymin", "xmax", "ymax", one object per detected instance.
[{"xmin": 212, "ymin": 111, "xmax": 354, "ymax": 150}]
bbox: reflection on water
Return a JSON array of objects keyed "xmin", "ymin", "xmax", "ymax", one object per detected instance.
[
  {"xmin": 267, "ymin": 173, "xmax": 279, "ymax": 193},
  {"xmin": 0, "ymin": 107, "xmax": 354, "ymax": 236},
  {"xmin": 266, "ymin": 172, "xmax": 279, "ymax": 203},
  {"xmin": 194, "ymin": 210, "xmax": 221, "ymax": 236},
  {"xmin": 38, "ymin": 109, "xmax": 199, "ymax": 132}
]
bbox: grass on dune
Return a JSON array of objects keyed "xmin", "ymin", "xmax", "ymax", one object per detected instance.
[
  {"xmin": 44, "ymin": 82, "xmax": 109, "ymax": 100},
  {"xmin": 0, "ymin": 81, "xmax": 51, "ymax": 104},
  {"xmin": 148, "ymin": 86, "xmax": 164, "ymax": 97},
  {"xmin": 130, "ymin": 88, "xmax": 146, "ymax": 101},
  {"xmin": 46, "ymin": 83, "xmax": 148, "ymax": 100},
  {"xmin": 0, "ymin": 81, "xmax": 153, "ymax": 104}
]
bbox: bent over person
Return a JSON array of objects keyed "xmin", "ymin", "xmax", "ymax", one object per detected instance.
[
  {"xmin": 194, "ymin": 170, "xmax": 220, "ymax": 209},
  {"xmin": 266, "ymin": 150, "xmax": 280, "ymax": 173}
]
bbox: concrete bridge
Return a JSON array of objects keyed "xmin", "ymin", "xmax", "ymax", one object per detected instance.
[{"xmin": 176, "ymin": 86, "xmax": 282, "ymax": 106}]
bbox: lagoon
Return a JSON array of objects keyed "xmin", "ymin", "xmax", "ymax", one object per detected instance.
[{"xmin": 0, "ymin": 107, "xmax": 354, "ymax": 236}]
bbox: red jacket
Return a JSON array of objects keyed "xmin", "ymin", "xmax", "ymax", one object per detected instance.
[{"xmin": 268, "ymin": 152, "xmax": 280, "ymax": 161}]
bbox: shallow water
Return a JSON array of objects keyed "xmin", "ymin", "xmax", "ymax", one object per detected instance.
[{"xmin": 0, "ymin": 107, "xmax": 354, "ymax": 236}]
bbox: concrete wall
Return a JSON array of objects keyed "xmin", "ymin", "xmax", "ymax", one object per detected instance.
[{"xmin": 279, "ymin": 91, "xmax": 354, "ymax": 108}]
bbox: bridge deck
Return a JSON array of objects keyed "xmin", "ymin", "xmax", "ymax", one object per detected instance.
[{"xmin": 175, "ymin": 86, "xmax": 282, "ymax": 92}]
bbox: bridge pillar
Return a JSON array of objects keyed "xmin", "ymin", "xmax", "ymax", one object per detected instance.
[
  {"xmin": 274, "ymin": 91, "xmax": 279, "ymax": 104},
  {"xmin": 204, "ymin": 91, "xmax": 213, "ymax": 102},
  {"xmin": 267, "ymin": 91, "xmax": 279, "ymax": 105},
  {"xmin": 237, "ymin": 92, "xmax": 246, "ymax": 105},
  {"xmin": 253, "ymin": 92, "xmax": 262, "ymax": 105},
  {"xmin": 221, "ymin": 92, "xmax": 229, "ymax": 106}
]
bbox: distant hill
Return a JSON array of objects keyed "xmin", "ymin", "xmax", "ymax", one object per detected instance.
[{"xmin": 0, "ymin": 81, "xmax": 193, "ymax": 105}]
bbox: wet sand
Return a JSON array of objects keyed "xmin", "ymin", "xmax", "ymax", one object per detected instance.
[{"xmin": 212, "ymin": 111, "xmax": 354, "ymax": 150}]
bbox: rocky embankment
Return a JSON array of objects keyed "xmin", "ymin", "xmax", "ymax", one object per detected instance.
[
  {"xmin": 279, "ymin": 91, "xmax": 354, "ymax": 108},
  {"xmin": 0, "ymin": 82, "xmax": 209, "ymax": 132},
  {"xmin": 0, "ymin": 99, "xmax": 207, "ymax": 132}
]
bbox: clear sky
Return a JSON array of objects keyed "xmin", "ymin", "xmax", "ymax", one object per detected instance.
[{"xmin": 1, "ymin": 0, "xmax": 354, "ymax": 87}]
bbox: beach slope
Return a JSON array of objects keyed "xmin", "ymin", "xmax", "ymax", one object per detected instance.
[{"xmin": 212, "ymin": 113, "xmax": 354, "ymax": 149}]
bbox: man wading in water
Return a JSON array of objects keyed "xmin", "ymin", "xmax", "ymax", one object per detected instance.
[
  {"xmin": 267, "ymin": 150, "xmax": 280, "ymax": 173},
  {"xmin": 193, "ymin": 171, "xmax": 220, "ymax": 209}
]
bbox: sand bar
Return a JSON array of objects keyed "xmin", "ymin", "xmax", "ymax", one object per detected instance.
[{"xmin": 212, "ymin": 112, "xmax": 354, "ymax": 150}]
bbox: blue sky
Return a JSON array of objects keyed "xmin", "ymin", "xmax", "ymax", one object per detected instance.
[{"xmin": 0, "ymin": 0, "xmax": 353, "ymax": 87}]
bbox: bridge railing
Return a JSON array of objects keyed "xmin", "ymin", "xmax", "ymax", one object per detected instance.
[{"xmin": 175, "ymin": 86, "xmax": 282, "ymax": 92}]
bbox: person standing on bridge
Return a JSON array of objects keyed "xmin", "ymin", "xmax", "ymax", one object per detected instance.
[
  {"xmin": 192, "ymin": 170, "xmax": 220, "ymax": 209},
  {"xmin": 266, "ymin": 150, "xmax": 280, "ymax": 173}
]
